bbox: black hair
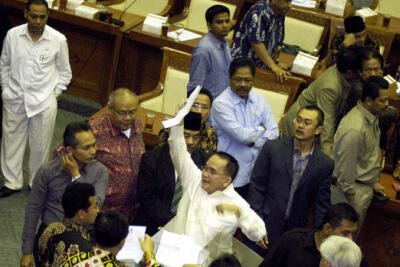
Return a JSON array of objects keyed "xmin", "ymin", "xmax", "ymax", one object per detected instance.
[
  {"xmin": 229, "ymin": 57, "xmax": 256, "ymax": 78},
  {"xmin": 26, "ymin": 0, "xmax": 48, "ymax": 10},
  {"xmin": 213, "ymin": 151, "xmax": 239, "ymax": 181},
  {"xmin": 298, "ymin": 105, "xmax": 325, "ymax": 126},
  {"xmin": 359, "ymin": 48, "xmax": 384, "ymax": 71},
  {"xmin": 199, "ymin": 88, "xmax": 214, "ymax": 105},
  {"xmin": 94, "ymin": 211, "xmax": 129, "ymax": 248},
  {"xmin": 361, "ymin": 76, "xmax": 389, "ymax": 101},
  {"xmin": 320, "ymin": 203, "xmax": 359, "ymax": 229},
  {"xmin": 63, "ymin": 121, "xmax": 92, "ymax": 148},
  {"xmin": 336, "ymin": 47, "xmax": 362, "ymax": 74},
  {"xmin": 205, "ymin": 5, "xmax": 230, "ymax": 24},
  {"xmin": 62, "ymin": 183, "xmax": 96, "ymax": 218},
  {"xmin": 210, "ymin": 254, "xmax": 241, "ymax": 267}
]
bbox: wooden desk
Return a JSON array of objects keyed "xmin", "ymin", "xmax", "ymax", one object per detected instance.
[
  {"xmin": 137, "ymin": 107, "xmax": 168, "ymax": 147},
  {"xmin": 358, "ymin": 172, "xmax": 400, "ymax": 267},
  {"xmin": 1, "ymin": 0, "xmax": 144, "ymax": 105},
  {"xmin": 279, "ymin": 52, "xmax": 326, "ymax": 83},
  {"xmin": 115, "ymin": 23, "xmax": 202, "ymax": 94}
]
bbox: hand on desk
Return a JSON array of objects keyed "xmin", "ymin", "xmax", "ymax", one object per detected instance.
[
  {"xmin": 256, "ymin": 235, "xmax": 269, "ymax": 250},
  {"xmin": 373, "ymin": 182, "xmax": 387, "ymax": 196},
  {"xmin": 271, "ymin": 64, "xmax": 291, "ymax": 83}
]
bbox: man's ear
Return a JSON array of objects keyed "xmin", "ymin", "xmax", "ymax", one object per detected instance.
[
  {"xmin": 207, "ymin": 22, "xmax": 212, "ymax": 31},
  {"xmin": 224, "ymin": 176, "xmax": 232, "ymax": 187},
  {"xmin": 321, "ymin": 222, "xmax": 333, "ymax": 235},
  {"xmin": 77, "ymin": 209, "xmax": 85, "ymax": 220},
  {"xmin": 314, "ymin": 125, "xmax": 323, "ymax": 136},
  {"xmin": 66, "ymin": 146, "xmax": 73, "ymax": 154},
  {"xmin": 24, "ymin": 9, "xmax": 28, "ymax": 19}
]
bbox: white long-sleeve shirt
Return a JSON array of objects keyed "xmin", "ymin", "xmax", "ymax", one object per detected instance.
[
  {"xmin": 166, "ymin": 124, "xmax": 267, "ymax": 259},
  {"xmin": 0, "ymin": 24, "xmax": 71, "ymax": 117}
]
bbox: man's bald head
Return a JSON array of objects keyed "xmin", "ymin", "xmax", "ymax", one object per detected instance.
[{"xmin": 108, "ymin": 88, "xmax": 138, "ymax": 131}]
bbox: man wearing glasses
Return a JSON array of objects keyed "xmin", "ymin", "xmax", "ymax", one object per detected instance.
[
  {"xmin": 248, "ymin": 106, "xmax": 333, "ymax": 248},
  {"xmin": 54, "ymin": 88, "xmax": 145, "ymax": 219},
  {"xmin": 135, "ymin": 112, "xmax": 209, "ymax": 235},
  {"xmin": 166, "ymin": 111, "xmax": 268, "ymax": 263},
  {"xmin": 211, "ymin": 57, "xmax": 279, "ymax": 198}
]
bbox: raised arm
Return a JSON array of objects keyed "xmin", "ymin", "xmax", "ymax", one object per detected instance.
[{"xmin": 168, "ymin": 125, "xmax": 202, "ymax": 190}]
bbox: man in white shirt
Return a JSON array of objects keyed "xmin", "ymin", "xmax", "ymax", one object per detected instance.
[
  {"xmin": 0, "ymin": 0, "xmax": 71, "ymax": 197},
  {"xmin": 166, "ymin": 112, "xmax": 268, "ymax": 262}
]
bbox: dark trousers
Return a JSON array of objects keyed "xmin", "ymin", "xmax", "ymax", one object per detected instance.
[{"xmin": 33, "ymin": 222, "xmax": 47, "ymax": 266}]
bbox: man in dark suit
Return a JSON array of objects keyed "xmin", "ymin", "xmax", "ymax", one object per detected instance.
[
  {"xmin": 135, "ymin": 112, "xmax": 209, "ymax": 235},
  {"xmin": 248, "ymin": 105, "xmax": 334, "ymax": 247}
]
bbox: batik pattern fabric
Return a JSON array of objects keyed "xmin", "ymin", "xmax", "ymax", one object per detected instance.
[
  {"xmin": 38, "ymin": 218, "xmax": 93, "ymax": 267},
  {"xmin": 158, "ymin": 124, "xmax": 217, "ymax": 154},
  {"xmin": 61, "ymin": 247, "xmax": 120, "ymax": 267},
  {"xmin": 231, "ymin": 0, "xmax": 285, "ymax": 69},
  {"xmin": 90, "ymin": 113, "xmax": 145, "ymax": 218}
]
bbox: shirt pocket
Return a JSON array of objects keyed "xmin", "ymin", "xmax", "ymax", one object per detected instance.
[{"xmin": 39, "ymin": 52, "xmax": 56, "ymax": 67}]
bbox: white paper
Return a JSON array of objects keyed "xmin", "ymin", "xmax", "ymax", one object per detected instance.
[
  {"xmin": 155, "ymin": 230, "xmax": 203, "ymax": 267},
  {"xmin": 116, "ymin": 226, "xmax": 146, "ymax": 263},
  {"xmin": 75, "ymin": 5, "xmax": 99, "ymax": 19},
  {"xmin": 292, "ymin": 0, "xmax": 317, "ymax": 8},
  {"xmin": 167, "ymin": 30, "xmax": 202, "ymax": 42},
  {"xmin": 291, "ymin": 52, "xmax": 319, "ymax": 77},
  {"xmin": 325, "ymin": 0, "xmax": 346, "ymax": 16},
  {"xmin": 142, "ymin": 14, "xmax": 168, "ymax": 36},
  {"xmin": 162, "ymin": 85, "xmax": 201, "ymax": 128},
  {"xmin": 66, "ymin": 0, "xmax": 84, "ymax": 10},
  {"xmin": 355, "ymin": 7, "xmax": 377, "ymax": 20}
]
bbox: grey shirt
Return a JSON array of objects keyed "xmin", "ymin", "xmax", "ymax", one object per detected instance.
[
  {"xmin": 22, "ymin": 156, "xmax": 109, "ymax": 254},
  {"xmin": 333, "ymin": 102, "xmax": 380, "ymax": 194}
]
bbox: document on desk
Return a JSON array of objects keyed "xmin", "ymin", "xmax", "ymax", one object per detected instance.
[
  {"xmin": 162, "ymin": 85, "xmax": 201, "ymax": 128},
  {"xmin": 155, "ymin": 230, "xmax": 203, "ymax": 267},
  {"xmin": 167, "ymin": 30, "xmax": 202, "ymax": 42},
  {"xmin": 116, "ymin": 226, "xmax": 146, "ymax": 263},
  {"xmin": 291, "ymin": 52, "xmax": 319, "ymax": 77},
  {"xmin": 292, "ymin": 0, "xmax": 317, "ymax": 8},
  {"xmin": 325, "ymin": 0, "xmax": 347, "ymax": 16}
]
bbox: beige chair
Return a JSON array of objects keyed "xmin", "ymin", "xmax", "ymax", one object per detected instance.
[
  {"xmin": 284, "ymin": 7, "xmax": 331, "ymax": 55},
  {"xmin": 329, "ymin": 17, "xmax": 395, "ymax": 63},
  {"xmin": 253, "ymin": 68, "xmax": 305, "ymax": 123},
  {"xmin": 109, "ymin": 0, "xmax": 174, "ymax": 17},
  {"xmin": 139, "ymin": 47, "xmax": 191, "ymax": 116},
  {"xmin": 375, "ymin": 0, "xmax": 400, "ymax": 19},
  {"xmin": 232, "ymin": 237, "xmax": 263, "ymax": 267},
  {"xmin": 168, "ymin": 0, "xmax": 244, "ymax": 39}
]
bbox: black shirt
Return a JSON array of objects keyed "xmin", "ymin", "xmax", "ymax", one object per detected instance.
[{"xmin": 259, "ymin": 228, "xmax": 320, "ymax": 267}]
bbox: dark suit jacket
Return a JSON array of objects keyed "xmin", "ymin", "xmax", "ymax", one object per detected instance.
[
  {"xmin": 134, "ymin": 144, "xmax": 209, "ymax": 235},
  {"xmin": 248, "ymin": 138, "xmax": 333, "ymax": 245}
]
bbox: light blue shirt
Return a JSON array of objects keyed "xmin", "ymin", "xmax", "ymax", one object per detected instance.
[
  {"xmin": 211, "ymin": 87, "xmax": 279, "ymax": 187},
  {"xmin": 187, "ymin": 32, "xmax": 231, "ymax": 99}
]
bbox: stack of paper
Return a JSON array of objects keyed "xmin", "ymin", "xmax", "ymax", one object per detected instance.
[
  {"xmin": 167, "ymin": 30, "xmax": 202, "ymax": 42},
  {"xmin": 325, "ymin": 0, "xmax": 347, "ymax": 16},
  {"xmin": 75, "ymin": 5, "xmax": 99, "ymax": 19},
  {"xmin": 116, "ymin": 226, "xmax": 146, "ymax": 263},
  {"xmin": 291, "ymin": 52, "xmax": 319, "ymax": 77},
  {"xmin": 384, "ymin": 75, "xmax": 399, "ymax": 99},
  {"xmin": 155, "ymin": 230, "xmax": 205, "ymax": 267},
  {"xmin": 142, "ymin": 14, "xmax": 168, "ymax": 36},
  {"xmin": 292, "ymin": 0, "xmax": 317, "ymax": 8},
  {"xmin": 355, "ymin": 8, "xmax": 378, "ymax": 24}
]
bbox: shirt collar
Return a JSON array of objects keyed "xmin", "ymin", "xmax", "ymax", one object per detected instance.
[
  {"xmin": 105, "ymin": 112, "xmax": 141, "ymax": 138},
  {"xmin": 208, "ymin": 183, "xmax": 236, "ymax": 198},
  {"xmin": 294, "ymin": 142, "xmax": 314, "ymax": 158},
  {"xmin": 207, "ymin": 31, "xmax": 227, "ymax": 48},
  {"xmin": 63, "ymin": 218, "xmax": 90, "ymax": 238},
  {"xmin": 356, "ymin": 101, "xmax": 377, "ymax": 125}
]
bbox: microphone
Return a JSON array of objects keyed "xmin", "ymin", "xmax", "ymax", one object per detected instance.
[{"xmin": 113, "ymin": 0, "xmax": 139, "ymax": 27}]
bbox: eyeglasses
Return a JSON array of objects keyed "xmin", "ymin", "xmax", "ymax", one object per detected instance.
[
  {"xmin": 202, "ymin": 165, "xmax": 226, "ymax": 177},
  {"xmin": 112, "ymin": 108, "xmax": 137, "ymax": 117},
  {"xmin": 232, "ymin": 77, "xmax": 253, "ymax": 84},
  {"xmin": 293, "ymin": 117, "xmax": 313, "ymax": 127},
  {"xmin": 192, "ymin": 103, "xmax": 210, "ymax": 110}
]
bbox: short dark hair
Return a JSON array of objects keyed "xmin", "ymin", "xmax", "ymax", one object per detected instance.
[
  {"xmin": 359, "ymin": 48, "xmax": 384, "ymax": 71},
  {"xmin": 229, "ymin": 57, "xmax": 256, "ymax": 78},
  {"xmin": 214, "ymin": 152, "xmax": 239, "ymax": 181},
  {"xmin": 336, "ymin": 47, "xmax": 362, "ymax": 73},
  {"xmin": 199, "ymin": 88, "xmax": 214, "ymax": 105},
  {"xmin": 62, "ymin": 183, "xmax": 96, "ymax": 218},
  {"xmin": 361, "ymin": 76, "xmax": 389, "ymax": 101},
  {"xmin": 205, "ymin": 5, "xmax": 230, "ymax": 24},
  {"xmin": 210, "ymin": 254, "xmax": 241, "ymax": 267},
  {"xmin": 95, "ymin": 211, "xmax": 129, "ymax": 248},
  {"xmin": 320, "ymin": 203, "xmax": 359, "ymax": 229},
  {"xmin": 26, "ymin": 0, "xmax": 48, "ymax": 11},
  {"xmin": 63, "ymin": 121, "xmax": 92, "ymax": 148},
  {"xmin": 298, "ymin": 105, "xmax": 325, "ymax": 126}
]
